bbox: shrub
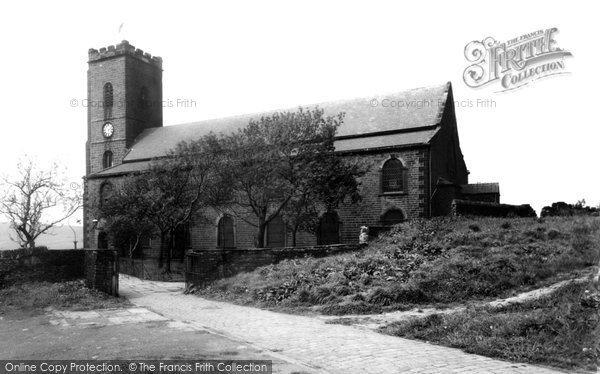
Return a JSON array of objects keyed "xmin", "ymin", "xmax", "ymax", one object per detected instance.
[
  {"xmin": 547, "ymin": 229, "xmax": 561, "ymax": 240},
  {"xmin": 367, "ymin": 287, "xmax": 395, "ymax": 306}
]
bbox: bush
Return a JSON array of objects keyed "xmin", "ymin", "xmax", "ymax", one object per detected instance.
[
  {"xmin": 367, "ymin": 287, "xmax": 395, "ymax": 306},
  {"xmin": 547, "ymin": 229, "xmax": 561, "ymax": 240}
]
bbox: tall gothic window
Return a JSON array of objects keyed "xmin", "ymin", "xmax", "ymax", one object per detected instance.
[
  {"xmin": 97, "ymin": 232, "xmax": 108, "ymax": 249},
  {"xmin": 102, "ymin": 150, "xmax": 113, "ymax": 169},
  {"xmin": 173, "ymin": 222, "xmax": 191, "ymax": 259},
  {"xmin": 103, "ymin": 83, "xmax": 113, "ymax": 119},
  {"xmin": 217, "ymin": 215, "xmax": 235, "ymax": 249},
  {"xmin": 266, "ymin": 216, "xmax": 286, "ymax": 248},
  {"xmin": 382, "ymin": 158, "xmax": 406, "ymax": 193},
  {"xmin": 318, "ymin": 211, "xmax": 341, "ymax": 245}
]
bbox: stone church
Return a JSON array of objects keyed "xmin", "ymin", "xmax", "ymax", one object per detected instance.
[{"xmin": 83, "ymin": 41, "xmax": 499, "ymax": 268}]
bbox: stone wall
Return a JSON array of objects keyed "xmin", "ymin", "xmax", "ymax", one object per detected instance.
[
  {"xmin": 0, "ymin": 248, "xmax": 85, "ymax": 287},
  {"xmin": 185, "ymin": 244, "xmax": 361, "ymax": 288},
  {"xmin": 86, "ymin": 147, "xmax": 434, "ymax": 253},
  {"xmin": 336, "ymin": 148, "xmax": 429, "ymax": 244},
  {"xmin": 452, "ymin": 199, "xmax": 536, "ymax": 218},
  {"xmin": 0, "ymin": 248, "xmax": 119, "ymax": 296}
]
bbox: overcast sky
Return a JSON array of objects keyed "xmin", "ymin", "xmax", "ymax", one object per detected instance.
[{"xmin": 0, "ymin": 0, "xmax": 598, "ymax": 224}]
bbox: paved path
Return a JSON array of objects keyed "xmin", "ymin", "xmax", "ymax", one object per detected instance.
[
  {"xmin": 120, "ymin": 275, "xmax": 567, "ymax": 374},
  {"xmin": 319, "ymin": 273, "xmax": 592, "ymax": 330}
]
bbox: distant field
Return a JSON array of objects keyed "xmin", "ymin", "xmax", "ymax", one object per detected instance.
[{"xmin": 0, "ymin": 222, "xmax": 83, "ymax": 250}]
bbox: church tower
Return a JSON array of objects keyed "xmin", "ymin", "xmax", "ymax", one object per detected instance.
[
  {"xmin": 84, "ymin": 41, "xmax": 162, "ymax": 248},
  {"xmin": 86, "ymin": 40, "xmax": 162, "ymax": 175}
]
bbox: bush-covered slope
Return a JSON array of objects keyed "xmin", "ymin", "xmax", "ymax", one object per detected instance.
[{"xmin": 193, "ymin": 216, "xmax": 600, "ymax": 315}]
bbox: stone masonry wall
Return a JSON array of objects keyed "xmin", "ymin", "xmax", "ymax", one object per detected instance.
[
  {"xmin": 0, "ymin": 248, "xmax": 119, "ymax": 296},
  {"xmin": 452, "ymin": 199, "xmax": 536, "ymax": 218},
  {"xmin": 336, "ymin": 147, "xmax": 429, "ymax": 243},
  {"xmin": 185, "ymin": 244, "xmax": 361, "ymax": 287},
  {"xmin": 0, "ymin": 248, "xmax": 85, "ymax": 287},
  {"xmin": 88, "ymin": 147, "xmax": 429, "ymax": 255}
]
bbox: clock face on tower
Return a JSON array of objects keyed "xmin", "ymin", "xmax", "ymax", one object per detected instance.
[{"xmin": 102, "ymin": 123, "xmax": 114, "ymax": 138}]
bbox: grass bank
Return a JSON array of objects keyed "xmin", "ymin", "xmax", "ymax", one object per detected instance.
[
  {"xmin": 0, "ymin": 280, "xmax": 129, "ymax": 317},
  {"xmin": 380, "ymin": 278, "xmax": 599, "ymax": 371},
  {"xmin": 192, "ymin": 216, "xmax": 600, "ymax": 315}
]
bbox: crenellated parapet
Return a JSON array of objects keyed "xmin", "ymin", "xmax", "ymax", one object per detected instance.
[{"xmin": 88, "ymin": 40, "xmax": 162, "ymax": 68}]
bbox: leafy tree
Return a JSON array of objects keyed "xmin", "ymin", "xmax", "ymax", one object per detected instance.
[
  {"xmin": 0, "ymin": 159, "xmax": 82, "ymax": 249},
  {"xmin": 100, "ymin": 134, "xmax": 230, "ymax": 271},
  {"xmin": 219, "ymin": 107, "xmax": 362, "ymax": 247},
  {"xmin": 101, "ymin": 178, "xmax": 155, "ymax": 262},
  {"xmin": 281, "ymin": 153, "xmax": 363, "ymax": 246}
]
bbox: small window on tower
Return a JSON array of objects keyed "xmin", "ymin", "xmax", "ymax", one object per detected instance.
[
  {"xmin": 99, "ymin": 183, "xmax": 114, "ymax": 207},
  {"xmin": 103, "ymin": 83, "xmax": 113, "ymax": 119},
  {"xmin": 103, "ymin": 151, "xmax": 113, "ymax": 169}
]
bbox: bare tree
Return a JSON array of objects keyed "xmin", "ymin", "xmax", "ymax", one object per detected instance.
[{"xmin": 0, "ymin": 159, "xmax": 82, "ymax": 249}]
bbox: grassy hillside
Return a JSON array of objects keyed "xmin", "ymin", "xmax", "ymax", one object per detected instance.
[
  {"xmin": 382, "ymin": 278, "xmax": 599, "ymax": 371},
  {"xmin": 193, "ymin": 216, "xmax": 600, "ymax": 315},
  {"xmin": 0, "ymin": 222, "xmax": 83, "ymax": 250}
]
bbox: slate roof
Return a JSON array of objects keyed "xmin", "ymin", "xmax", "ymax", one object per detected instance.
[
  {"xmin": 460, "ymin": 183, "xmax": 500, "ymax": 195},
  {"xmin": 91, "ymin": 82, "xmax": 451, "ymax": 178},
  {"xmin": 123, "ymin": 82, "xmax": 450, "ymax": 162},
  {"xmin": 334, "ymin": 128, "xmax": 439, "ymax": 153},
  {"xmin": 93, "ymin": 160, "xmax": 152, "ymax": 177}
]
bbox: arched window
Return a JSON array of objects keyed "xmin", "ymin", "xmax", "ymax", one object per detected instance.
[
  {"xmin": 318, "ymin": 211, "xmax": 341, "ymax": 245},
  {"xmin": 99, "ymin": 183, "xmax": 113, "ymax": 207},
  {"xmin": 97, "ymin": 232, "xmax": 108, "ymax": 249},
  {"xmin": 103, "ymin": 83, "xmax": 113, "ymax": 119},
  {"xmin": 381, "ymin": 209, "xmax": 405, "ymax": 226},
  {"xmin": 382, "ymin": 158, "xmax": 406, "ymax": 193},
  {"xmin": 173, "ymin": 222, "xmax": 191, "ymax": 259},
  {"xmin": 102, "ymin": 151, "xmax": 113, "ymax": 169},
  {"xmin": 266, "ymin": 216, "xmax": 286, "ymax": 248},
  {"xmin": 217, "ymin": 215, "xmax": 235, "ymax": 249}
]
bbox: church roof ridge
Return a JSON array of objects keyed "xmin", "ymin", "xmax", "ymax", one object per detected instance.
[{"xmin": 122, "ymin": 81, "xmax": 451, "ymax": 162}]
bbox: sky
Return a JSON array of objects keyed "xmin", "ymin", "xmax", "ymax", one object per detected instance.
[{"xmin": 0, "ymin": 0, "xmax": 598, "ymax": 226}]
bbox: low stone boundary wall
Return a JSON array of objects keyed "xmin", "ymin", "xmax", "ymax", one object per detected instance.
[
  {"xmin": 0, "ymin": 248, "xmax": 85, "ymax": 287},
  {"xmin": 452, "ymin": 199, "xmax": 536, "ymax": 218},
  {"xmin": 120, "ymin": 258, "xmax": 185, "ymax": 281},
  {"xmin": 0, "ymin": 248, "xmax": 119, "ymax": 296},
  {"xmin": 185, "ymin": 244, "xmax": 361, "ymax": 288}
]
